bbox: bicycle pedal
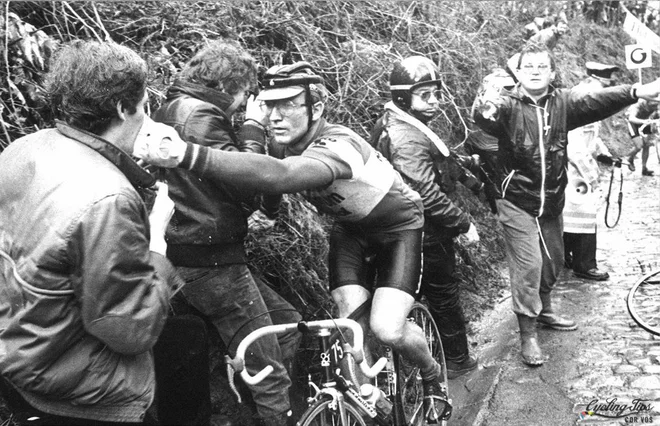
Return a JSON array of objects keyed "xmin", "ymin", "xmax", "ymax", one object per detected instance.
[
  {"xmin": 424, "ymin": 396, "xmax": 453, "ymax": 423},
  {"xmin": 441, "ymin": 398, "xmax": 453, "ymax": 420}
]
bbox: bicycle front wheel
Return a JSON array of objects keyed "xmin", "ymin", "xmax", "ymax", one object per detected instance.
[
  {"xmin": 394, "ymin": 302, "xmax": 449, "ymax": 426},
  {"xmin": 297, "ymin": 395, "xmax": 368, "ymax": 426},
  {"xmin": 627, "ymin": 269, "xmax": 660, "ymax": 336}
]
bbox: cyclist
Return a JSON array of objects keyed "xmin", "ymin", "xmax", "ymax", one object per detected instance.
[
  {"xmin": 139, "ymin": 61, "xmax": 451, "ymax": 422},
  {"xmin": 625, "ymin": 98, "xmax": 659, "ymax": 176},
  {"xmin": 371, "ymin": 56, "xmax": 480, "ymax": 379}
]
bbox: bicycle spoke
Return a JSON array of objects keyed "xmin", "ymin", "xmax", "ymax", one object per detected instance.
[
  {"xmin": 394, "ymin": 302, "xmax": 450, "ymax": 426},
  {"xmin": 297, "ymin": 396, "xmax": 368, "ymax": 426}
]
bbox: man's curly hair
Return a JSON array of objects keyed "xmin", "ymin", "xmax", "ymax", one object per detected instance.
[{"xmin": 179, "ymin": 40, "xmax": 258, "ymax": 94}]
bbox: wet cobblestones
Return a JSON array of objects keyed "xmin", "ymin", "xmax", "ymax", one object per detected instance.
[
  {"xmin": 475, "ymin": 154, "xmax": 660, "ymax": 426},
  {"xmin": 561, "ymin": 160, "xmax": 660, "ymax": 424}
]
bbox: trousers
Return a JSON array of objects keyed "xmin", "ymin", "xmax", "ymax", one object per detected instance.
[
  {"xmin": 169, "ymin": 264, "xmax": 301, "ymax": 421},
  {"xmin": 420, "ymin": 232, "xmax": 470, "ymax": 362},
  {"xmin": 563, "ymin": 231, "xmax": 598, "ymax": 273},
  {"xmin": 496, "ymin": 199, "xmax": 564, "ymax": 317}
]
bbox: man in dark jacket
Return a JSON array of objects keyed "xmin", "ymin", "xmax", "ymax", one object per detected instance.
[
  {"xmin": 371, "ymin": 56, "xmax": 480, "ymax": 379},
  {"xmin": 0, "ymin": 40, "xmax": 179, "ymax": 425},
  {"xmin": 151, "ymin": 40, "xmax": 301, "ymax": 426},
  {"xmin": 473, "ymin": 41, "xmax": 660, "ymax": 366}
]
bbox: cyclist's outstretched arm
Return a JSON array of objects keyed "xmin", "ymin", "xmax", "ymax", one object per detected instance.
[{"xmin": 138, "ymin": 128, "xmax": 334, "ymax": 194}]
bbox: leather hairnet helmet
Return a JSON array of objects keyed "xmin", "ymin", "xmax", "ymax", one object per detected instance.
[
  {"xmin": 390, "ymin": 56, "xmax": 443, "ymax": 109},
  {"xmin": 259, "ymin": 62, "xmax": 326, "ymax": 127}
]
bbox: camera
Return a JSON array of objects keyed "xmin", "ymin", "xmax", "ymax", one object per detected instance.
[{"xmin": 453, "ymin": 154, "xmax": 484, "ymax": 194}]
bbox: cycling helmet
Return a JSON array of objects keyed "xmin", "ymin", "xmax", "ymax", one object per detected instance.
[
  {"xmin": 389, "ymin": 56, "xmax": 443, "ymax": 109},
  {"xmin": 260, "ymin": 62, "xmax": 326, "ymax": 127}
]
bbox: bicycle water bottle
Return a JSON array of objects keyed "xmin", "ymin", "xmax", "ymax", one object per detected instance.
[{"xmin": 360, "ymin": 383, "xmax": 393, "ymax": 422}]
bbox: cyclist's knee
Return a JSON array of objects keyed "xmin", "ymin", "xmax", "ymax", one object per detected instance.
[{"xmin": 371, "ymin": 321, "xmax": 406, "ymax": 347}]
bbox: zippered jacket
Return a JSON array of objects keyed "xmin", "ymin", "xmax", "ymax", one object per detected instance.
[
  {"xmin": 372, "ymin": 105, "xmax": 470, "ymax": 237},
  {"xmin": 473, "ymin": 84, "xmax": 636, "ymax": 217},
  {"xmin": 0, "ymin": 123, "xmax": 177, "ymax": 422},
  {"xmin": 153, "ymin": 81, "xmax": 267, "ymax": 266}
]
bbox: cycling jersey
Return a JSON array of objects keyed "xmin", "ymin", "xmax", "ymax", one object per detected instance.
[
  {"xmin": 271, "ymin": 118, "xmax": 424, "ymax": 232},
  {"xmin": 177, "ymin": 118, "xmax": 425, "ymax": 294}
]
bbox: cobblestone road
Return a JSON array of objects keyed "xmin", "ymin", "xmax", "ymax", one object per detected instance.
[
  {"xmin": 567, "ymin": 154, "xmax": 660, "ymax": 425},
  {"xmin": 467, "ymin": 152, "xmax": 660, "ymax": 426}
]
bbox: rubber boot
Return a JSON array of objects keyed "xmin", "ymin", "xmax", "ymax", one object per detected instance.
[
  {"xmin": 516, "ymin": 314, "xmax": 545, "ymax": 366},
  {"xmin": 538, "ymin": 292, "xmax": 577, "ymax": 331}
]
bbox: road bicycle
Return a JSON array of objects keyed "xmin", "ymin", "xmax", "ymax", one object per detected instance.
[
  {"xmin": 626, "ymin": 268, "xmax": 660, "ymax": 336},
  {"xmin": 225, "ymin": 300, "xmax": 451, "ymax": 425}
]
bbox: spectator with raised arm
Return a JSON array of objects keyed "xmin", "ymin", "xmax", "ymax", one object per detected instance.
[
  {"xmin": 0, "ymin": 40, "xmax": 179, "ymax": 425},
  {"xmin": 473, "ymin": 41, "xmax": 660, "ymax": 367},
  {"xmin": 139, "ymin": 61, "xmax": 452, "ymax": 424}
]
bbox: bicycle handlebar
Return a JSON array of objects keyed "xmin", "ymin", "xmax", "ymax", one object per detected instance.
[{"xmin": 225, "ymin": 318, "xmax": 388, "ymax": 385}]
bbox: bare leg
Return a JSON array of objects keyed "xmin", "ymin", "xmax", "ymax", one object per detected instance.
[
  {"xmin": 369, "ymin": 287, "xmax": 436, "ymax": 373},
  {"xmin": 641, "ymin": 143, "xmax": 653, "ymax": 175},
  {"xmin": 331, "ymin": 284, "xmax": 371, "ymax": 318},
  {"xmin": 627, "ymin": 136, "xmax": 643, "ymax": 171}
]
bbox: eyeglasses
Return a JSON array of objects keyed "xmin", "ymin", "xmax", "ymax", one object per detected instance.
[
  {"xmin": 520, "ymin": 64, "xmax": 552, "ymax": 74},
  {"xmin": 412, "ymin": 89, "xmax": 445, "ymax": 103},
  {"xmin": 259, "ymin": 100, "xmax": 307, "ymax": 117}
]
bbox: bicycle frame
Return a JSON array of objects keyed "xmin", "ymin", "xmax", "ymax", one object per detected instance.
[
  {"xmin": 309, "ymin": 326, "xmax": 384, "ymax": 423},
  {"xmin": 225, "ymin": 317, "xmax": 390, "ymax": 425},
  {"xmin": 226, "ymin": 318, "xmax": 386, "ymax": 385},
  {"xmin": 225, "ymin": 305, "xmax": 450, "ymax": 426}
]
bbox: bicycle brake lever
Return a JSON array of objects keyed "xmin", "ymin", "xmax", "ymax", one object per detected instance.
[
  {"xmin": 224, "ymin": 354, "xmax": 244, "ymax": 373},
  {"xmin": 224, "ymin": 353, "xmax": 274, "ymax": 386}
]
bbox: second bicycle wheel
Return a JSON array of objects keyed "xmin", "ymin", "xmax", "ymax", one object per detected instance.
[
  {"xmin": 627, "ymin": 269, "xmax": 660, "ymax": 336},
  {"xmin": 393, "ymin": 302, "xmax": 449, "ymax": 426},
  {"xmin": 296, "ymin": 395, "xmax": 368, "ymax": 426}
]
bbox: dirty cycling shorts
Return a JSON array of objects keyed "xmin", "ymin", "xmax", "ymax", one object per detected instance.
[{"xmin": 328, "ymin": 222, "xmax": 423, "ymax": 297}]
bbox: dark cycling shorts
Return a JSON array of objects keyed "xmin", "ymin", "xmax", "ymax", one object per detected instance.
[{"xmin": 328, "ymin": 223, "xmax": 423, "ymax": 297}]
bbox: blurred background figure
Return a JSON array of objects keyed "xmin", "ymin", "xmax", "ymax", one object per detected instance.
[{"xmin": 563, "ymin": 62, "xmax": 620, "ymax": 282}]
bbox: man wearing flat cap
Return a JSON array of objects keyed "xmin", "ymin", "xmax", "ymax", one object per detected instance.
[{"xmin": 563, "ymin": 61, "xmax": 619, "ymax": 282}]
